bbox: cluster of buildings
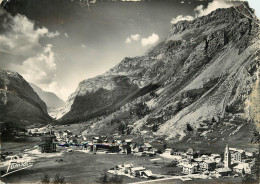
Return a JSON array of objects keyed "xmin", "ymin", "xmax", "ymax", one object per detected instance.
[
  {"xmin": 82, "ymin": 137, "xmax": 157, "ymax": 155},
  {"xmin": 28, "ymin": 125, "xmax": 54, "ymax": 135},
  {"xmin": 32, "ymin": 125, "xmax": 256, "ymax": 180},
  {"xmin": 48, "ymin": 129, "xmax": 158, "ymax": 156},
  {"xmin": 109, "ymin": 163, "xmax": 156, "ymax": 179},
  {"xmin": 166, "ymin": 145, "xmax": 255, "ymax": 177}
]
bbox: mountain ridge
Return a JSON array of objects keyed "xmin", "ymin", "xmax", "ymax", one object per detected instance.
[
  {"xmin": 60, "ymin": 5, "xmax": 259, "ymax": 132},
  {"xmin": 29, "ymin": 83, "xmax": 65, "ymax": 109},
  {"xmin": 0, "ymin": 69, "xmax": 53, "ymax": 129}
]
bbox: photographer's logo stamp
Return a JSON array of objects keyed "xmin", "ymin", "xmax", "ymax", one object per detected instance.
[{"xmin": 1, "ymin": 156, "xmax": 34, "ymax": 178}]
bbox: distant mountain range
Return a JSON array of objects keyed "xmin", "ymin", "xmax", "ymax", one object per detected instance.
[{"xmin": 29, "ymin": 83, "xmax": 65, "ymax": 109}]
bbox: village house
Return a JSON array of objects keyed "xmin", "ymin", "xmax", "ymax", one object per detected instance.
[
  {"xmin": 123, "ymin": 164, "xmax": 133, "ymax": 174},
  {"xmin": 178, "ymin": 158, "xmax": 191, "ymax": 167},
  {"xmin": 63, "ymin": 130, "xmax": 73, "ymax": 138},
  {"xmin": 114, "ymin": 164, "xmax": 155, "ymax": 179},
  {"xmin": 92, "ymin": 136, "xmax": 102, "ymax": 143},
  {"xmin": 209, "ymin": 154, "xmax": 222, "ymax": 163},
  {"xmin": 131, "ymin": 167, "xmax": 146, "ymax": 177},
  {"xmin": 199, "ymin": 155, "xmax": 210, "ymax": 161},
  {"xmin": 182, "ymin": 163, "xmax": 197, "ymax": 174},
  {"xmin": 200, "ymin": 160, "xmax": 216, "ymax": 171},
  {"xmin": 164, "ymin": 148, "xmax": 174, "ymax": 155},
  {"xmin": 140, "ymin": 143, "xmax": 153, "ymax": 152},
  {"xmin": 215, "ymin": 168, "xmax": 232, "ymax": 177},
  {"xmin": 245, "ymin": 151, "xmax": 255, "ymax": 158},
  {"xmin": 38, "ymin": 135, "xmax": 56, "ymax": 153},
  {"xmin": 231, "ymin": 151, "xmax": 243, "ymax": 163},
  {"xmin": 115, "ymin": 163, "xmax": 133, "ymax": 174},
  {"xmin": 29, "ymin": 128, "xmax": 39, "ymax": 134},
  {"xmin": 233, "ymin": 163, "xmax": 253, "ymax": 174},
  {"xmin": 68, "ymin": 136, "xmax": 78, "ymax": 143},
  {"xmin": 172, "ymin": 149, "xmax": 184, "ymax": 156},
  {"xmin": 186, "ymin": 148, "xmax": 196, "ymax": 159}
]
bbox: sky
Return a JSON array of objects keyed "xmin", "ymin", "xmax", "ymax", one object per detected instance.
[
  {"xmin": 248, "ymin": 0, "xmax": 260, "ymax": 18},
  {"xmin": 0, "ymin": 0, "xmax": 258, "ymax": 101}
]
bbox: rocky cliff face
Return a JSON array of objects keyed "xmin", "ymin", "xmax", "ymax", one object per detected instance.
[
  {"xmin": 0, "ymin": 69, "xmax": 53, "ymax": 128},
  {"xmin": 60, "ymin": 5, "xmax": 260, "ymax": 141},
  {"xmin": 30, "ymin": 83, "xmax": 65, "ymax": 109}
]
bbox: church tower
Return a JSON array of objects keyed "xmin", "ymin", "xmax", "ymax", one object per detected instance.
[{"xmin": 224, "ymin": 144, "xmax": 231, "ymax": 168}]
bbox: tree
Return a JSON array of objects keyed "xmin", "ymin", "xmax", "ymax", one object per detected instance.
[
  {"xmin": 242, "ymin": 174, "xmax": 257, "ymax": 183},
  {"xmin": 109, "ymin": 174, "xmax": 123, "ymax": 184},
  {"xmin": 152, "ymin": 124, "xmax": 159, "ymax": 132},
  {"xmin": 98, "ymin": 170, "xmax": 110, "ymax": 183},
  {"xmin": 135, "ymin": 102, "xmax": 149, "ymax": 118},
  {"xmin": 242, "ymin": 168, "xmax": 245, "ymax": 176},
  {"xmin": 118, "ymin": 123, "xmax": 126, "ymax": 135},
  {"xmin": 211, "ymin": 117, "xmax": 216, "ymax": 123},
  {"xmin": 52, "ymin": 173, "xmax": 65, "ymax": 184},
  {"xmin": 41, "ymin": 173, "xmax": 50, "ymax": 184},
  {"xmin": 186, "ymin": 123, "xmax": 193, "ymax": 132}
]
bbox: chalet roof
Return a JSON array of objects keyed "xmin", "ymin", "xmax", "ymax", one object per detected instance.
[
  {"xmin": 204, "ymin": 160, "xmax": 216, "ymax": 164},
  {"xmin": 182, "ymin": 164, "xmax": 195, "ymax": 168},
  {"xmin": 216, "ymin": 168, "xmax": 232, "ymax": 173},
  {"xmin": 143, "ymin": 170, "xmax": 153, "ymax": 177},
  {"xmin": 186, "ymin": 148, "xmax": 194, "ymax": 154},
  {"xmin": 124, "ymin": 164, "xmax": 133, "ymax": 168},
  {"xmin": 194, "ymin": 158, "xmax": 203, "ymax": 162},
  {"xmin": 234, "ymin": 163, "xmax": 250, "ymax": 169},
  {"xmin": 131, "ymin": 167, "xmax": 146, "ymax": 171},
  {"xmin": 142, "ymin": 143, "xmax": 152, "ymax": 148},
  {"xmin": 211, "ymin": 154, "xmax": 220, "ymax": 158},
  {"xmin": 165, "ymin": 148, "xmax": 172, "ymax": 151},
  {"xmin": 230, "ymin": 147, "xmax": 245, "ymax": 154}
]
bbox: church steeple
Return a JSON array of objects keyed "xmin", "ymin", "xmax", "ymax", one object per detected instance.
[{"xmin": 224, "ymin": 144, "xmax": 231, "ymax": 168}]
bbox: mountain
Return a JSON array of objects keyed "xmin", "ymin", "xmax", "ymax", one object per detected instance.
[
  {"xmin": 30, "ymin": 83, "xmax": 65, "ymax": 109},
  {"xmin": 0, "ymin": 69, "xmax": 53, "ymax": 129},
  {"xmin": 59, "ymin": 5, "xmax": 259, "ymax": 143}
]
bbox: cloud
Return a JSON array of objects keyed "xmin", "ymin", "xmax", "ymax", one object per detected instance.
[
  {"xmin": 46, "ymin": 31, "xmax": 60, "ymax": 38},
  {"xmin": 125, "ymin": 37, "xmax": 132, "ymax": 43},
  {"xmin": 141, "ymin": 33, "xmax": 159, "ymax": 47},
  {"xmin": 131, "ymin": 34, "xmax": 140, "ymax": 41},
  {"xmin": 171, "ymin": 15, "xmax": 194, "ymax": 24},
  {"xmin": 194, "ymin": 0, "xmax": 231, "ymax": 17},
  {"xmin": 0, "ymin": 13, "xmax": 49, "ymax": 58},
  {"xmin": 81, "ymin": 44, "xmax": 87, "ymax": 48},
  {"xmin": 21, "ymin": 44, "xmax": 56, "ymax": 85},
  {"xmin": 125, "ymin": 33, "xmax": 159, "ymax": 47},
  {"xmin": 0, "ymin": 9, "xmax": 61, "ymax": 95},
  {"xmin": 43, "ymin": 81, "xmax": 71, "ymax": 101},
  {"xmin": 171, "ymin": 0, "xmax": 233, "ymax": 25},
  {"xmin": 125, "ymin": 34, "xmax": 140, "ymax": 44}
]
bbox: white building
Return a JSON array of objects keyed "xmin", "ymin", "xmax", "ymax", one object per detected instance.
[
  {"xmin": 182, "ymin": 164, "xmax": 197, "ymax": 174},
  {"xmin": 233, "ymin": 163, "xmax": 253, "ymax": 174}
]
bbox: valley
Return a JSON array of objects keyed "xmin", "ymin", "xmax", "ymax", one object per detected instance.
[{"xmin": 0, "ymin": 1, "xmax": 260, "ymax": 184}]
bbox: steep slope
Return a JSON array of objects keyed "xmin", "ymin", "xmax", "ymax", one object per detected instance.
[
  {"xmin": 30, "ymin": 83, "xmax": 65, "ymax": 109},
  {"xmin": 0, "ymin": 69, "xmax": 53, "ymax": 128},
  {"xmin": 60, "ymin": 5, "xmax": 260, "ymax": 141}
]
